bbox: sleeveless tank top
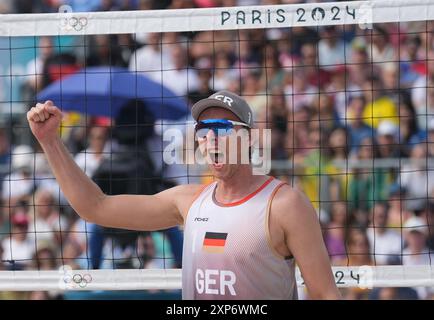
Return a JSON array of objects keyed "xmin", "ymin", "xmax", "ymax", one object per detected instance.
[{"xmin": 182, "ymin": 176, "xmax": 298, "ymax": 300}]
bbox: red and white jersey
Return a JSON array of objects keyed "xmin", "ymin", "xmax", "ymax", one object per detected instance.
[{"xmin": 182, "ymin": 176, "xmax": 298, "ymax": 300}]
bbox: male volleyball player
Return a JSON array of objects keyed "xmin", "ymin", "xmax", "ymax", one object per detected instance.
[{"xmin": 27, "ymin": 90, "xmax": 340, "ymax": 299}]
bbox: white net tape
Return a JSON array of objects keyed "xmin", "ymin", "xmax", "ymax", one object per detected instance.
[
  {"xmin": 0, "ymin": 0, "xmax": 433, "ymax": 36},
  {"xmin": 0, "ymin": 266, "xmax": 433, "ymax": 291}
]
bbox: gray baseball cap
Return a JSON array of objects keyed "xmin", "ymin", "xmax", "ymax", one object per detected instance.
[{"xmin": 191, "ymin": 90, "xmax": 254, "ymax": 127}]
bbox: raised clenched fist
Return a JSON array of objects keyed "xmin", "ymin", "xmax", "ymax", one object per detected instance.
[{"xmin": 27, "ymin": 100, "xmax": 63, "ymax": 144}]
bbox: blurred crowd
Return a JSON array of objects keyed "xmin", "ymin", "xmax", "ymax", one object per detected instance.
[{"xmin": 1, "ymin": 0, "xmax": 434, "ymax": 300}]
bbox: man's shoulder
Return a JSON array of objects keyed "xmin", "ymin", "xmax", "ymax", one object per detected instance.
[
  {"xmin": 271, "ymin": 180, "xmax": 304, "ymax": 203},
  {"xmin": 269, "ymin": 181, "xmax": 312, "ymax": 218},
  {"xmin": 166, "ymin": 183, "xmax": 211, "ymax": 201},
  {"xmin": 268, "ymin": 180, "xmax": 321, "ymax": 241},
  {"xmin": 165, "ymin": 183, "xmax": 212, "ymax": 217}
]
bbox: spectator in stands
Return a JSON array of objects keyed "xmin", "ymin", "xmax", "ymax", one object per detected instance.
[
  {"xmin": 311, "ymin": 94, "xmax": 337, "ymax": 132},
  {"xmin": 159, "ymin": 43, "xmax": 200, "ymax": 96},
  {"xmin": 284, "ymin": 66, "xmax": 318, "ymax": 113},
  {"xmin": 398, "ymin": 101, "xmax": 425, "ymax": 157},
  {"xmin": 211, "ymin": 51, "xmax": 237, "ymax": 92},
  {"xmin": 42, "ymin": 52, "xmax": 80, "ymax": 89},
  {"xmin": 129, "ymin": 33, "xmax": 174, "ymax": 83},
  {"xmin": 401, "ymin": 143, "xmax": 434, "ymax": 212},
  {"xmin": 62, "ymin": 217, "xmax": 89, "ymax": 269},
  {"xmin": 2, "ymin": 145, "xmax": 36, "ymax": 209},
  {"xmin": 86, "ymin": 34, "xmax": 126, "ymax": 67},
  {"xmin": 30, "ymin": 242, "xmax": 58, "ymax": 271},
  {"xmin": 287, "ymin": 106, "xmax": 312, "ymax": 162},
  {"xmin": 400, "ymin": 35, "xmax": 424, "ymax": 88},
  {"xmin": 362, "ymin": 76, "xmax": 398, "ymax": 129},
  {"xmin": 188, "ymin": 58, "xmax": 215, "ymax": 105},
  {"xmin": 257, "ymin": 87, "xmax": 288, "ymax": 160},
  {"xmin": 368, "ymin": 26, "xmax": 396, "ymax": 63},
  {"xmin": 381, "ymin": 62, "xmax": 405, "ymax": 108},
  {"xmin": 346, "ymin": 96, "xmax": 373, "ymax": 153},
  {"xmin": 339, "ymin": 228, "xmax": 373, "ymax": 299},
  {"xmin": 74, "ymin": 122, "xmax": 110, "ymax": 177},
  {"xmin": 298, "ymin": 125, "xmax": 342, "ymax": 215},
  {"xmin": 380, "ymin": 61, "xmax": 399, "ymax": 93},
  {"xmin": 23, "ymin": 36, "xmax": 54, "ymax": 99},
  {"xmin": 233, "ymin": 30, "xmax": 261, "ymax": 78},
  {"xmin": 402, "ymin": 216, "xmax": 434, "ymax": 299},
  {"xmin": 299, "ymin": 42, "xmax": 330, "ymax": 88},
  {"xmin": 412, "ymin": 50, "xmax": 434, "ymax": 130},
  {"xmin": 259, "ymin": 42, "xmax": 285, "ymax": 91},
  {"xmin": 318, "ymin": 26, "xmax": 347, "ymax": 71},
  {"xmin": 324, "ymin": 201, "xmax": 347, "ymax": 264},
  {"xmin": 420, "ymin": 201, "xmax": 434, "ymax": 251},
  {"xmin": 403, "ymin": 216, "xmax": 433, "ymax": 265},
  {"xmin": 241, "ymin": 69, "xmax": 267, "ymax": 117},
  {"xmin": 1, "ymin": 210, "xmax": 34, "ymax": 270},
  {"xmin": 0, "ymin": 241, "xmax": 27, "ymax": 299},
  {"xmin": 418, "ymin": 21, "xmax": 434, "ymax": 59},
  {"xmin": 136, "ymin": 233, "xmax": 158, "ymax": 268},
  {"xmin": 376, "ymin": 120, "xmax": 400, "ymax": 159},
  {"xmin": 347, "ymin": 44, "xmax": 376, "ymax": 88},
  {"xmin": 327, "ymin": 126, "xmax": 350, "ymax": 202},
  {"xmin": 387, "ymin": 184, "xmax": 413, "ymax": 228},
  {"xmin": 349, "ymin": 137, "xmax": 389, "ymax": 216},
  {"xmin": 325, "ymin": 66, "xmax": 361, "ymax": 125},
  {"xmin": 28, "ymin": 188, "xmax": 68, "ymax": 246},
  {"xmin": 366, "ymin": 202, "xmax": 402, "ymax": 265}
]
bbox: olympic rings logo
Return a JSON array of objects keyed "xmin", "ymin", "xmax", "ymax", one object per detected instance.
[
  {"xmin": 58, "ymin": 5, "xmax": 88, "ymax": 32},
  {"xmin": 60, "ymin": 16, "xmax": 88, "ymax": 32},
  {"xmin": 63, "ymin": 272, "xmax": 93, "ymax": 288},
  {"xmin": 58, "ymin": 265, "xmax": 93, "ymax": 290}
]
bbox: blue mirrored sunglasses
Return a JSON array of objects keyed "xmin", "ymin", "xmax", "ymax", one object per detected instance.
[{"xmin": 194, "ymin": 119, "xmax": 250, "ymax": 139}]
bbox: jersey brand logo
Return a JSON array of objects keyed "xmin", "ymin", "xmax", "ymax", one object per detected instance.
[{"xmin": 194, "ymin": 217, "xmax": 209, "ymax": 222}]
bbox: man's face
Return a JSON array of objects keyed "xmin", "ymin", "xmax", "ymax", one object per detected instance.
[{"xmin": 197, "ymin": 107, "xmax": 250, "ymax": 180}]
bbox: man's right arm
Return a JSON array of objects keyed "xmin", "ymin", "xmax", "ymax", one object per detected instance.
[{"xmin": 28, "ymin": 101, "xmax": 199, "ymax": 231}]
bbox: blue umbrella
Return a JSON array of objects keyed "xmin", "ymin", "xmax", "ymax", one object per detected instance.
[{"xmin": 37, "ymin": 66, "xmax": 189, "ymax": 120}]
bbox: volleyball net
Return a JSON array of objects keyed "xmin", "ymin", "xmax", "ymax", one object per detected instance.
[{"xmin": 0, "ymin": 0, "xmax": 434, "ymax": 299}]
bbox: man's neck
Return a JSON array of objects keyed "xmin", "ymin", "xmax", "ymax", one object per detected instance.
[{"xmin": 214, "ymin": 166, "xmax": 269, "ymax": 204}]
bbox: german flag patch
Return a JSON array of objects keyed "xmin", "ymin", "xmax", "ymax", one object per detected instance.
[{"xmin": 202, "ymin": 232, "xmax": 228, "ymax": 253}]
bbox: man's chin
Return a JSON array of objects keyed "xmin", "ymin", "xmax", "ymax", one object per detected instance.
[
  {"xmin": 211, "ymin": 162, "xmax": 224, "ymax": 170},
  {"xmin": 209, "ymin": 162, "xmax": 229, "ymax": 177}
]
